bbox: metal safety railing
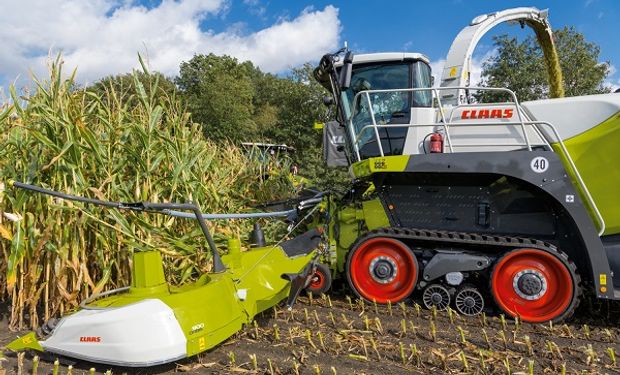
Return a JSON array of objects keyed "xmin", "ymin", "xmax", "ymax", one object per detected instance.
[
  {"xmin": 348, "ymin": 86, "xmax": 533, "ymax": 158},
  {"xmin": 346, "ymin": 86, "xmax": 606, "ymax": 235}
]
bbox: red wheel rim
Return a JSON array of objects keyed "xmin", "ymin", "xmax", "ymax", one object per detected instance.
[
  {"xmin": 349, "ymin": 238, "xmax": 417, "ymax": 303},
  {"xmin": 491, "ymin": 249, "xmax": 573, "ymax": 323},
  {"xmin": 309, "ymin": 270, "xmax": 325, "ymax": 290}
]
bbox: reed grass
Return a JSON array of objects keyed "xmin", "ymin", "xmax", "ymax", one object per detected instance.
[{"xmin": 0, "ymin": 54, "xmax": 294, "ymax": 329}]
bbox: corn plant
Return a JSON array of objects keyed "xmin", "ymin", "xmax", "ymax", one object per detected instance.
[{"xmin": 0, "ymin": 54, "xmax": 294, "ymax": 329}]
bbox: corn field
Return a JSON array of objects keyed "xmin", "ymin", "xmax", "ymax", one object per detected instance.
[{"xmin": 0, "ymin": 55, "xmax": 294, "ymax": 330}]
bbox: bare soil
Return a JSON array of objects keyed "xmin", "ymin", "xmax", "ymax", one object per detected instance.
[{"xmin": 2, "ymin": 283, "xmax": 620, "ymax": 374}]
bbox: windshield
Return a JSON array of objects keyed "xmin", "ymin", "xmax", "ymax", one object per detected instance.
[
  {"xmin": 341, "ymin": 63, "xmax": 409, "ymax": 123},
  {"xmin": 339, "ymin": 60, "xmax": 432, "ymax": 159}
]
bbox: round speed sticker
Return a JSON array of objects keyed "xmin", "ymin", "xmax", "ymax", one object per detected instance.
[{"xmin": 530, "ymin": 156, "xmax": 549, "ymax": 173}]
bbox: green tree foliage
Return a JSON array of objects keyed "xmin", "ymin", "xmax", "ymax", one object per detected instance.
[
  {"xmin": 176, "ymin": 54, "xmax": 258, "ymax": 142},
  {"xmin": 175, "ymin": 54, "xmax": 345, "ymax": 189},
  {"xmin": 479, "ymin": 27, "xmax": 611, "ymax": 101},
  {"xmin": 252, "ymin": 63, "xmax": 348, "ymax": 189}
]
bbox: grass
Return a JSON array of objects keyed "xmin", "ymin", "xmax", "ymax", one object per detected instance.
[{"xmin": 0, "ymin": 54, "xmax": 294, "ymax": 330}]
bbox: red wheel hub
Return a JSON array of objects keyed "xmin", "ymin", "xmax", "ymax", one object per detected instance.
[
  {"xmin": 349, "ymin": 237, "xmax": 417, "ymax": 303},
  {"xmin": 309, "ymin": 270, "xmax": 325, "ymax": 290},
  {"xmin": 491, "ymin": 249, "xmax": 574, "ymax": 323}
]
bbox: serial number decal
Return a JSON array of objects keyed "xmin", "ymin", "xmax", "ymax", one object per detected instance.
[
  {"xmin": 460, "ymin": 108, "xmax": 513, "ymax": 120},
  {"xmin": 190, "ymin": 323, "xmax": 205, "ymax": 334},
  {"xmin": 374, "ymin": 159, "xmax": 387, "ymax": 169}
]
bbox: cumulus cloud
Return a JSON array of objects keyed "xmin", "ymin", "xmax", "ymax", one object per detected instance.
[{"xmin": 0, "ymin": 1, "xmax": 341, "ymax": 86}]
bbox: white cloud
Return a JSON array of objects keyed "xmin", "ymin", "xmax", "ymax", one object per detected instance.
[
  {"xmin": 602, "ymin": 64, "xmax": 620, "ymax": 92},
  {"xmin": 605, "ymin": 79, "xmax": 620, "ymax": 92},
  {"xmin": 429, "ymin": 58, "xmax": 446, "ymax": 87},
  {"xmin": 0, "ymin": 1, "xmax": 341, "ymax": 86}
]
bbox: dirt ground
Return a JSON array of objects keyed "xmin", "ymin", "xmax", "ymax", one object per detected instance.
[{"xmin": 2, "ymin": 282, "xmax": 620, "ymax": 375}]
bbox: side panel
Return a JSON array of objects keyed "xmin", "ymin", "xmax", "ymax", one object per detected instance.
[
  {"xmin": 554, "ymin": 110, "xmax": 620, "ymax": 235},
  {"xmin": 362, "ymin": 199, "xmax": 390, "ymax": 230},
  {"xmin": 603, "ymin": 235, "xmax": 620, "ymax": 288},
  {"xmin": 397, "ymin": 151, "xmax": 613, "ymax": 299},
  {"xmin": 379, "ymin": 182, "xmax": 555, "ymax": 236}
]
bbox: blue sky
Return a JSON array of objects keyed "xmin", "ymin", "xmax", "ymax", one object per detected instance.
[
  {"xmin": 0, "ymin": 0, "xmax": 618, "ymax": 94},
  {"xmin": 212, "ymin": 0, "xmax": 619, "ymax": 64},
  {"xmin": 215, "ymin": 0, "xmax": 619, "ymax": 87}
]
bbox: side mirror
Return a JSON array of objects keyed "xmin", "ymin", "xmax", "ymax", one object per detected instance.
[
  {"xmin": 339, "ymin": 51, "xmax": 354, "ymax": 90},
  {"xmin": 323, "ymin": 121, "xmax": 348, "ymax": 167},
  {"xmin": 323, "ymin": 96, "xmax": 334, "ymax": 106}
]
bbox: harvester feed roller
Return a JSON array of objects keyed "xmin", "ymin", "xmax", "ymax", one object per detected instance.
[{"xmin": 5, "ymin": 181, "xmax": 321, "ymax": 367}]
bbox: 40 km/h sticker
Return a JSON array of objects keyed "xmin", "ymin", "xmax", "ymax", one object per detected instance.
[{"xmin": 530, "ymin": 156, "xmax": 549, "ymax": 173}]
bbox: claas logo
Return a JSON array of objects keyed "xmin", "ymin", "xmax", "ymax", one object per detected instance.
[
  {"xmin": 460, "ymin": 108, "xmax": 514, "ymax": 120},
  {"xmin": 80, "ymin": 336, "xmax": 102, "ymax": 343}
]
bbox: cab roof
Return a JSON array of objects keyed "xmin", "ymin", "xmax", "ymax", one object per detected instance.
[{"xmin": 335, "ymin": 52, "xmax": 430, "ymax": 67}]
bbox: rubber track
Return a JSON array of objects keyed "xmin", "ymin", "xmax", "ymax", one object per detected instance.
[
  {"xmin": 355, "ymin": 227, "xmax": 560, "ymax": 253},
  {"xmin": 350, "ymin": 227, "xmax": 582, "ymax": 322}
]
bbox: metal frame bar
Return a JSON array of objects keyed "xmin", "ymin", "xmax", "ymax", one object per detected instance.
[
  {"xmin": 348, "ymin": 86, "xmax": 533, "ymax": 160},
  {"xmin": 345, "ymin": 87, "xmax": 605, "ymax": 236},
  {"xmin": 11, "ymin": 181, "xmax": 227, "ymax": 272}
]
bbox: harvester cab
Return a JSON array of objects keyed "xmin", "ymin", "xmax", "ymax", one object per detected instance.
[{"xmin": 314, "ymin": 7, "xmax": 620, "ymax": 323}]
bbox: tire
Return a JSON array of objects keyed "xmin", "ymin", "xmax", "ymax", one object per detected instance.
[
  {"xmin": 306, "ymin": 263, "xmax": 332, "ymax": 296},
  {"xmin": 346, "ymin": 237, "xmax": 418, "ymax": 304},
  {"xmin": 490, "ymin": 247, "xmax": 581, "ymax": 323}
]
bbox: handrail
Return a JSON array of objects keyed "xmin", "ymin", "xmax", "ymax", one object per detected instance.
[
  {"xmin": 353, "ymin": 120, "xmax": 548, "ymax": 150},
  {"xmin": 347, "ymin": 86, "xmax": 529, "ymax": 161},
  {"xmin": 447, "ymin": 103, "xmax": 535, "ymax": 152}
]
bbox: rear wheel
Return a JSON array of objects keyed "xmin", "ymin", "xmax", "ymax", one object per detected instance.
[
  {"xmin": 347, "ymin": 237, "xmax": 418, "ymax": 304},
  {"xmin": 491, "ymin": 248, "xmax": 580, "ymax": 323}
]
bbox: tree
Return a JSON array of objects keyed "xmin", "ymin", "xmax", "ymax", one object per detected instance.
[
  {"xmin": 256, "ymin": 64, "xmax": 330, "ymax": 150},
  {"xmin": 176, "ymin": 54, "xmax": 258, "ymax": 142},
  {"xmin": 479, "ymin": 26, "xmax": 612, "ymax": 101},
  {"xmin": 253, "ymin": 64, "xmax": 349, "ymax": 189},
  {"xmin": 175, "ymin": 54, "xmax": 345, "ymax": 189}
]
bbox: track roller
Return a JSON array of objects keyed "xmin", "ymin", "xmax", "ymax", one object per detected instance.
[
  {"xmin": 422, "ymin": 284, "xmax": 450, "ymax": 310},
  {"xmin": 454, "ymin": 286, "xmax": 484, "ymax": 316}
]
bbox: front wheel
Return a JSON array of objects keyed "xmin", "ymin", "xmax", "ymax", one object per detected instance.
[
  {"xmin": 491, "ymin": 248, "xmax": 580, "ymax": 323},
  {"xmin": 346, "ymin": 237, "xmax": 418, "ymax": 304},
  {"xmin": 306, "ymin": 263, "xmax": 332, "ymax": 296}
]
